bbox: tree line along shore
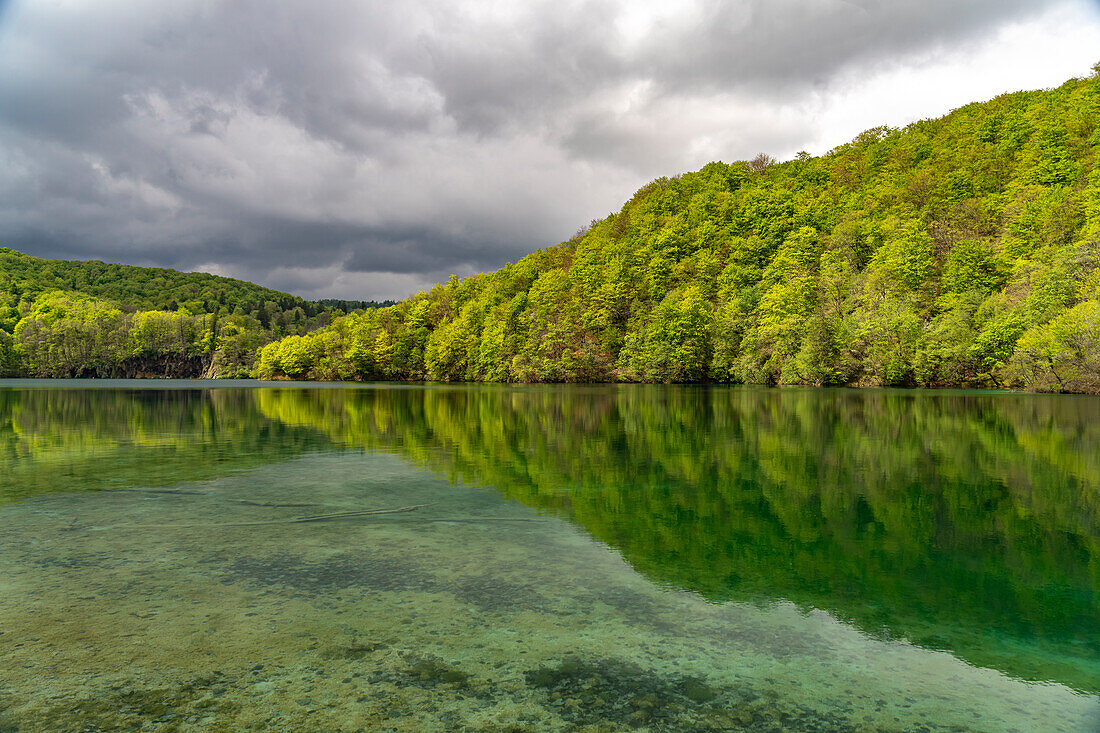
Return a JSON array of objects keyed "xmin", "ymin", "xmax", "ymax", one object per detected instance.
[{"xmin": 3, "ymin": 68, "xmax": 1100, "ymax": 392}]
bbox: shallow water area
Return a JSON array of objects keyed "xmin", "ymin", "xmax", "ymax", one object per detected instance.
[{"xmin": 1, "ymin": 381, "xmax": 1098, "ymax": 732}]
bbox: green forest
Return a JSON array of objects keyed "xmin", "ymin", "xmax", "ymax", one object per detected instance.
[
  {"xmin": 0, "ymin": 248, "xmax": 384, "ymax": 378},
  {"xmin": 251, "ymin": 68, "xmax": 1100, "ymax": 391},
  {"xmin": 4, "ymin": 68, "xmax": 1100, "ymax": 389}
]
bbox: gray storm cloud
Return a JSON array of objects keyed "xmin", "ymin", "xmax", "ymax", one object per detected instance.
[{"xmin": 0, "ymin": 0, "xmax": 1094, "ymax": 299}]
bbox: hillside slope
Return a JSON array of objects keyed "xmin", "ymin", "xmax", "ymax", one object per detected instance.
[
  {"xmin": 0, "ymin": 250, "xmax": 376, "ymax": 377},
  {"xmin": 257, "ymin": 67, "xmax": 1100, "ymax": 392},
  {"xmin": 0, "ymin": 248, "xmax": 309, "ymax": 315}
]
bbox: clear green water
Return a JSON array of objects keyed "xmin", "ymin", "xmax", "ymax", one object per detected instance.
[{"xmin": 0, "ymin": 381, "xmax": 1097, "ymax": 732}]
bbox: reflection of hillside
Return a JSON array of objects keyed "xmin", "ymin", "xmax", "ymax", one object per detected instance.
[
  {"xmin": 4, "ymin": 384, "xmax": 1097, "ymax": 691},
  {"xmin": 0, "ymin": 388, "xmax": 333, "ymax": 504},
  {"xmin": 255, "ymin": 385, "xmax": 1100, "ymax": 693}
]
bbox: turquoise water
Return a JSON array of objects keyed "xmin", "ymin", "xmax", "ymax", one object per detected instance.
[{"xmin": 0, "ymin": 381, "xmax": 1097, "ymax": 731}]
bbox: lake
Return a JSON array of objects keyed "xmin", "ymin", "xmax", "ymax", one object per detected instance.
[{"xmin": 0, "ymin": 381, "xmax": 1097, "ymax": 732}]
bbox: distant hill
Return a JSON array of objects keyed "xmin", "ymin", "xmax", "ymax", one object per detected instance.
[
  {"xmin": 255, "ymin": 66, "xmax": 1100, "ymax": 392},
  {"xmin": 0, "ymin": 247, "xmax": 314, "ymax": 315},
  {"xmin": 0, "ymin": 249, "xmax": 387, "ymax": 378}
]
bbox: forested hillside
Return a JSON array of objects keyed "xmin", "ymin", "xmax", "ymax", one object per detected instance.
[
  {"xmin": 256, "ymin": 68, "xmax": 1100, "ymax": 392},
  {"xmin": 0, "ymin": 249, "xmax": 380, "ymax": 377},
  {"xmin": 4, "ymin": 70, "xmax": 1100, "ymax": 388}
]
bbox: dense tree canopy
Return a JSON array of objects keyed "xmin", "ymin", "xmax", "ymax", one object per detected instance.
[
  {"xmin": 0, "ymin": 248, "xmax": 314, "ymax": 315},
  {"xmin": 0, "ymin": 249, "xmax": 384, "ymax": 377},
  {"xmin": 4, "ymin": 69, "xmax": 1100, "ymax": 389},
  {"xmin": 254, "ymin": 70, "xmax": 1100, "ymax": 392}
]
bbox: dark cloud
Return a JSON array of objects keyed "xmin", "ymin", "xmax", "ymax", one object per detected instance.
[
  {"xmin": 342, "ymin": 225, "xmax": 524, "ymax": 275},
  {"xmin": 0, "ymin": 0, "xmax": 1095, "ymax": 299},
  {"xmin": 634, "ymin": 0, "xmax": 1056, "ymax": 95}
]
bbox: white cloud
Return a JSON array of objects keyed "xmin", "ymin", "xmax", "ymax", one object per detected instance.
[
  {"xmin": 796, "ymin": 1, "xmax": 1100, "ymax": 157},
  {"xmin": 262, "ymin": 265, "xmax": 451, "ymax": 303}
]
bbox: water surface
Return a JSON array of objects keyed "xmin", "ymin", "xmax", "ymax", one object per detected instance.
[{"xmin": 1, "ymin": 381, "xmax": 1097, "ymax": 731}]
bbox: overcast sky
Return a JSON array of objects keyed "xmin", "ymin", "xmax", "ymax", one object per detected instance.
[{"xmin": 1, "ymin": 0, "xmax": 1099, "ymax": 301}]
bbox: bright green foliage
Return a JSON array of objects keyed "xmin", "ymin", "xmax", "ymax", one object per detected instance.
[
  {"xmin": 255, "ymin": 331, "xmax": 340, "ymax": 380},
  {"xmin": 10, "ymin": 69, "xmax": 1100, "ymax": 390},
  {"xmin": 0, "ymin": 247, "xmax": 338, "ymax": 318},
  {"xmin": 207, "ymin": 314, "xmax": 268, "ymax": 378},
  {"xmin": 425, "ymin": 302, "xmax": 480, "ymax": 381},
  {"xmin": 14, "ymin": 291, "xmax": 127, "ymax": 377},
  {"xmin": 619, "ymin": 286, "xmax": 714, "ymax": 381},
  {"xmin": 254, "ymin": 68, "xmax": 1100, "ymax": 391},
  {"xmin": 130, "ymin": 310, "xmax": 200, "ymax": 356},
  {"xmin": 0, "ymin": 249, "xmax": 376, "ymax": 377},
  {"xmin": 1007, "ymin": 299, "xmax": 1100, "ymax": 392},
  {"xmin": 0, "ymin": 330, "xmax": 17, "ymax": 376},
  {"xmin": 942, "ymin": 240, "xmax": 1006, "ymax": 294},
  {"xmin": 867, "ymin": 219, "xmax": 934, "ymax": 292},
  {"xmin": 741, "ymin": 227, "xmax": 822, "ymax": 382}
]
